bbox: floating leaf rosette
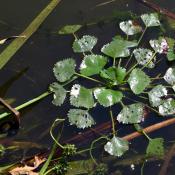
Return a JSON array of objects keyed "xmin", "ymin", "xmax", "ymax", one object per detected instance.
[{"xmin": 47, "ymin": 13, "xmax": 175, "ymax": 160}]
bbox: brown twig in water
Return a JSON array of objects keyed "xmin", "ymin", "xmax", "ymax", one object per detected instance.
[
  {"xmin": 122, "ymin": 118, "xmax": 175, "ymax": 141},
  {"xmin": 158, "ymin": 143, "xmax": 175, "ymax": 175},
  {"xmin": 0, "ymin": 97, "xmax": 20, "ymax": 123},
  {"xmin": 136, "ymin": 0, "xmax": 175, "ymax": 20}
]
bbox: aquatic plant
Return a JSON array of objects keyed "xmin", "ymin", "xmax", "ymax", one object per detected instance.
[{"xmin": 40, "ymin": 12, "xmax": 175, "ymax": 173}]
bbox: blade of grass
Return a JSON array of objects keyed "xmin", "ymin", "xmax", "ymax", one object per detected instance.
[{"xmin": 0, "ymin": 0, "xmax": 61, "ymax": 69}]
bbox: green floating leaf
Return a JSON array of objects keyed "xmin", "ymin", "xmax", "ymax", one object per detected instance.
[
  {"xmin": 148, "ymin": 85, "xmax": 167, "ymax": 107},
  {"xmin": 149, "ymin": 38, "xmax": 168, "ymax": 54},
  {"xmin": 94, "ymin": 88, "xmax": 123, "ymax": 107},
  {"xmin": 104, "ymin": 136, "xmax": 129, "ymax": 157},
  {"xmin": 146, "ymin": 138, "xmax": 164, "ymax": 158},
  {"xmin": 68, "ymin": 109, "xmax": 95, "ymax": 129},
  {"xmin": 128, "ymin": 68, "xmax": 151, "ymax": 94},
  {"xmin": 164, "ymin": 67, "xmax": 175, "ymax": 85},
  {"xmin": 73, "ymin": 35, "xmax": 97, "ymax": 53},
  {"xmin": 117, "ymin": 103, "xmax": 144, "ymax": 124},
  {"xmin": 80, "ymin": 54, "xmax": 107, "ymax": 76},
  {"xmin": 49, "ymin": 82, "xmax": 67, "ymax": 106},
  {"xmin": 141, "ymin": 13, "xmax": 160, "ymax": 27},
  {"xmin": 158, "ymin": 98, "xmax": 175, "ymax": 116},
  {"xmin": 53, "ymin": 58, "xmax": 76, "ymax": 82},
  {"xmin": 58, "ymin": 25, "xmax": 82, "ymax": 34},
  {"xmin": 133, "ymin": 48, "xmax": 155, "ymax": 68},
  {"xmin": 165, "ymin": 37, "xmax": 175, "ymax": 61},
  {"xmin": 70, "ymin": 84, "xmax": 95, "ymax": 108},
  {"xmin": 167, "ymin": 49, "xmax": 175, "ymax": 61},
  {"xmin": 119, "ymin": 20, "xmax": 142, "ymax": 35},
  {"xmin": 101, "ymin": 38, "xmax": 137, "ymax": 58},
  {"xmin": 100, "ymin": 67, "xmax": 126, "ymax": 85}
]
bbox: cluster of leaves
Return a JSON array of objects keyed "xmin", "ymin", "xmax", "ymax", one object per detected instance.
[{"xmin": 49, "ymin": 13, "xmax": 175, "ymax": 159}]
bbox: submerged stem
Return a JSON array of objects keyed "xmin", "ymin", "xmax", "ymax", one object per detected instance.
[
  {"xmin": 109, "ymin": 108, "xmax": 116, "ymax": 136},
  {"xmin": 89, "ymin": 136, "xmax": 108, "ymax": 165}
]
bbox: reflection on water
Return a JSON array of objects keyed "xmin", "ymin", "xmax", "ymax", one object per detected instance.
[{"xmin": 0, "ymin": 0, "xmax": 175, "ymax": 174}]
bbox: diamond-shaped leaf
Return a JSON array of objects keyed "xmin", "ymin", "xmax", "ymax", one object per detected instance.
[
  {"xmin": 104, "ymin": 136, "xmax": 129, "ymax": 157},
  {"xmin": 101, "ymin": 38, "xmax": 137, "ymax": 58},
  {"xmin": 49, "ymin": 82, "xmax": 67, "ymax": 106},
  {"xmin": 53, "ymin": 59, "xmax": 76, "ymax": 82},
  {"xmin": 141, "ymin": 13, "xmax": 160, "ymax": 27},
  {"xmin": 133, "ymin": 48, "xmax": 155, "ymax": 68},
  {"xmin": 119, "ymin": 20, "xmax": 142, "ymax": 35},
  {"xmin": 68, "ymin": 109, "xmax": 95, "ymax": 129},
  {"xmin": 146, "ymin": 138, "xmax": 164, "ymax": 158},
  {"xmin": 165, "ymin": 37, "xmax": 175, "ymax": 61},
  {"xmin": 167, "ymin": 49, "xmax": 175, "ymax": 61},
  {"xmin": 80, "ymin": 54, "xmax": 107, "ymax": 76},
  {"xmin": 70, "ymin": 84, "xmax": 95, "ymax": 108},
  {"xmin": 100, "ymin": 67, "xmax": 126, "ymax": 85},
  {"xmin": 159, "ymin": 98, "xmax": 175, "ymax": 116},
  {"xmin": 149, "ymin": 38, "xmax": 168, "ymax": 54},
  {"xmin": 148, "ymin": 85, "xmax": 167, "ymax": 107},
  {"xmin": 73, "ymin": 35, "xmax": 97, "ymax": 53},
  {"xmin": 128, "ymin": 68, "xmax": 151, "ymax": 94},
  {"xmin": 164, "ymin": 67, "xmax": 175, "ymax": 85},
  {"xmin": 94, "ymin": 88, "xmax": 123, "ymax": 107},
  {"xmin": 58, "ymin": 25, "xmax": 82, "ymax": 34},
  {"xmin": 117, "ymin": 103, "xmax": 144, "ymax": 124}
]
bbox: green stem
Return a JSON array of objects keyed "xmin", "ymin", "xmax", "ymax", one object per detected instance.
[
  {"xmin": 118, "ymin": 58, "xmax": 122, "ymax": 67},
  {"xmin": 0, "ymin": 91, "xmax": 51, "ymax": 120},
  {"xmin": 142, "ymin": 130, "xmax": 151, "ymax": 140},
  {"xmin": 40, "ymin": 118, "xmax": 65, "ymax": 175},
  {"xmin": 113, "ymin": 57, "xmax": 116, "ymax": 67},
  {"xmin": 109, "ymin": 109, "xmax": 116, "ymax": 136},
  {"xmin": 89, "ymin": 136, "xmax": 108, "ymax": 165},
  {"xmin": 50, "ymin": 118, "xmax": 65, "ymax": 149},
  {"xmin": 138, "ymin": 27, "xmax": 147, "ymax": 45},
  {"xmin": 74, "ymin": 72, "xmax": 105, "ymax": 84},
  {"xmin": 125, "ymin": 62, "xmax": 139, "ymax": 76},
  {"xmin": 0, "ymin": 77, "xmax": 77, "ymax": 121},
  {"xmin": 141, "ymin": 51, "xmax": 157, "ymax": 70},
  {"xmin": 125, "ymin": 26, "xmax": 148, "ymax": 68}
]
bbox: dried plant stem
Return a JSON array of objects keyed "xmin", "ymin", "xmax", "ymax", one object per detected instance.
[{"xmin": 122, "ymin": 118, "xmax": 175, "ymax": 141}]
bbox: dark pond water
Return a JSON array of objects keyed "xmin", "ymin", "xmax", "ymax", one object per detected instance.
[{"xmin": 0, "ymin": 0, "xmax": 175, "ymax": 174}]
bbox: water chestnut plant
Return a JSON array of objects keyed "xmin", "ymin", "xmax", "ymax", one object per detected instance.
[{"xmin": 47, "ymin": 12, "xmax": 175, "ymax": 165}]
